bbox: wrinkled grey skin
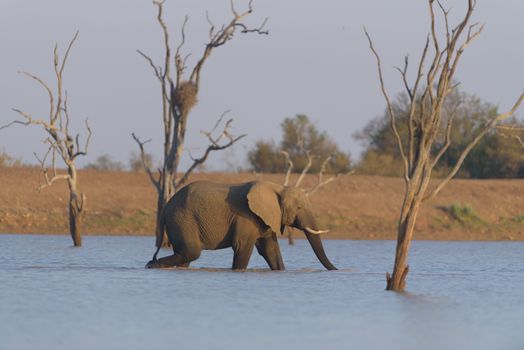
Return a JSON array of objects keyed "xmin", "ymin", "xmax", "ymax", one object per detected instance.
[{"xmin": 146, "ymin": 181, "xmax": 337, "ymax": 270}]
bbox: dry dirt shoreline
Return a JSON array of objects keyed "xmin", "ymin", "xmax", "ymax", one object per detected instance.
[{"xmin": 1, "ymin": 167, "xmax": 523, "ymax": 240}]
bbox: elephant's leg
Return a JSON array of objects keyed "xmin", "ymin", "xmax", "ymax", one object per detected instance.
[
  {"xmin": 163, "ymin": 219, "xmax": 202, "ymax": 267},
  {"xmin": 146, "ymin": 244, "xmax": 200, "ymax": 268},
  {"xmin": 232, "ymin": 240, "xmax": 255, "ymax": 270},
  {"xmin": 146, "ymin": 253, "xmax": 186, "ymax": 268},
  {"xmin": 173, "ymin": 244, "xmax": 201, "ymax": 267},
  {"xmin": 255, "ymin": 233, "xmax": 285, "ymax": 270}
]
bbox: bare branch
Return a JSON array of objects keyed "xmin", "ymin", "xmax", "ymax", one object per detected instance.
[
  {"xmin": 72, "ymin": 119, "xmax": 92, "ymax": 160},
  {"xmin": 425, "ymin": 0, "xmax": 442, "ymax": 107},
  {"xmin": 206, "ymin": 11, "xmax": 215, "ymax": 37},
  {"xmin": 132, "ymin": 132, "xmax": 161, "ymax": 191},
  {"xmin": 175, "ymin": 15, "xmax": 190, "ymax": 84},
  {"xmin": 37, "ymin": 173, "xmax": 70, "ymax": 192},
  {"xmin": 136, "ymin": 50, "xmax": 163, "ymax": 81},
  {"xmin": 280, "ymin": 150, "xmax": 293, "ymax": 187},
  {"xmin": 424, "ymin": 92, "xmax": 524, "ymax": 202},
  {"xmin": 235, "ymin": 17, "xmax": 269, "ymax": 35},
  {"xmin": 406, "ymin": 36, "xmax": 430, "ymax": 170},
  {"xmin": 364, "ymin": 27, "xmax": 409, "ymax": 182},
  {"xmin": 0, "ymin": 119, "xmax": 31, "ymax": 130},
  {"xmin": 58, "ymin": 31, "xmax": 79, "ymax": 77},
  {"xmin": 154, "ymin": 0, "xmax": 172, "ymax": 83},
  {"xmin": 34, "ymin": 141, "xmax": 69, "ymax": 192},
  {"xmin": 305, "ymin": 156, "xmax": 353, "ymax": 196},
  {"xmin": 394, "ymin": 55, "xmax": 412, "ymax": 99},
  {"xmin": 19, "ymin": 71, "xmax": 55, "ymax": 121},
  {"xmin": 176, "ymin": 15, "xmax": 190, "ymax": 55},
  {"xmin": 11, "ymin": 108, "xmax": 55, "ymax": 132},
  {"xmin": 189, "ymin": 1, "xmax": 267, "ymax": 87},
  {"xmin": 61, "ymin": 91, "xmax": 70, "ymax": 132},
  {"xmin": 294, "ymin": 150, "xmax": 314, "ymax": 187},
  {"xmin": 200, "ymin": 110, "xmax": 231, "ymax": 145},
  {"xmin": 176, "ymin": 116, "xmax": 246, "ymax": 190},
  {"xmin": 436, "ymin": 1, "xmax": 451, "ymax": 46},
  {"xmin": 230, "ymin": 0, "xmax": 239, "ymax": 17},
  {"xmin": 430, "ymin": 99, "xmax": 460, "ymax": 168}
]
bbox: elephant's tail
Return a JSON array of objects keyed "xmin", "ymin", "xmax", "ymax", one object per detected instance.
[
  {"xmin": 151, "ymin": 209, "xmax": 167, "ymax": 262},
  {"xmin": 151, "ymin": 244, "xmax": 161, "ymax": 262}
]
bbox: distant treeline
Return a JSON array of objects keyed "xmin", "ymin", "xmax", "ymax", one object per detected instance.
[{"xmin": 248, "ymin": 88, "xmax": 524, "ymax": 179}]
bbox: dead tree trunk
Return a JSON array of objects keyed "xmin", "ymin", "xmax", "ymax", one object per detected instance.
[
  {"xmin": 365, "ymin": 0, "xmax": 523, "ymax": 291},
  {"xmin": 67, "ymin": 167, "xmax": 85, "ymax": 247},
  {"xmin": 3, "ymin": 32, "xmax": 91, "ymax": 247},
  {"xmin": 386, "ymin": 187, "xmax": 422, "ymax": 290},
  {"xmin": 133, "ymin": 1, "xmax": 267, "ymax": 248}
]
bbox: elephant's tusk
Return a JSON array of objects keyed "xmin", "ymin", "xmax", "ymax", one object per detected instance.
[{"xmin": 304, "ymin": 227, "xmax": 329, "ymax": 235}]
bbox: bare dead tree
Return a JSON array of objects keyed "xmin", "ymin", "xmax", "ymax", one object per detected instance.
[
  {"xmin": 280, "ymin": 128, "xmax": 350, "ymax": 245},
  {"xmin": 2, "ymin": 32, "xmax": 91, "ymax": 246},
  {"xmin": 133, "ymin": 0, "xmax": 267, "ymax": 247},
  {"xmin": 365, "ymin": 0, "xmax": 523, "ymax": 291}
]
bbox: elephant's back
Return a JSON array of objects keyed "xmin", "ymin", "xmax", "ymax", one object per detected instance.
[{"xmin": 167, "ymin": 181, "xmax": 232, "ymax": 213}]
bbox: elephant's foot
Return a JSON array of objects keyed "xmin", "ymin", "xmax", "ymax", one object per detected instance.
[
  {"xmin": 145, "ymin": 253, "xmax": 187, "ymax": 269},
  {"xmin": 145, "ymin": 259, "xmax": 160, "ymax": 268}
]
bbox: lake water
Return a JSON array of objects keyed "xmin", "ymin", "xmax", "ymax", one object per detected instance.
[{"xmin": 0, "ymin": 234, "xmax": 523, "ymax": 350}]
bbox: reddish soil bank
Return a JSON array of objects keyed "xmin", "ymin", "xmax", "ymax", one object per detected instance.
[{"xmin": 1, "ymin": 167, "xmax": 523, "ymax": 240}]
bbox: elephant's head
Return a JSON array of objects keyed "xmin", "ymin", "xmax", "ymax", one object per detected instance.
[{"xmin": 247, "ymin": 182, "xmax": 337, "ymax": 270}]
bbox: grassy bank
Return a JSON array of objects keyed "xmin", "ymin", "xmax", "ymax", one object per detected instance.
[{"xmin": 1, "ymin": 167, "xmax": 523, "ymax": 240}]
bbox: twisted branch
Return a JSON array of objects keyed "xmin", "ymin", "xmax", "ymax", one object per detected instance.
[
  {"xmin": 176, "ymin": 114, "xmax": 246, "ymax": 190},
  {"xmin": 132, "ymin": 132, "xmax": 161, "ymax": 192}
]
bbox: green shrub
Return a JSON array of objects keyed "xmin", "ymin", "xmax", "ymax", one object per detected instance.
[
  {"xmin": 513, "ymin": 214, "xmax": 524, "ymax": 223},
  {"xmin": 448, "ymin": 203, "xmax": 482, "ymax": 224}
]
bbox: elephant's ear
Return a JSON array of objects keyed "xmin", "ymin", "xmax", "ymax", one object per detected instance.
[{"xmin": 247, "ymin": 182, "xmax": 283, "ymax": 235}]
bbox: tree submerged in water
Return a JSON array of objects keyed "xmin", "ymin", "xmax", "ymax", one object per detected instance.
[
  {"xmin": 2, "ymin": 32, "xmax": 91, "ymax": 247},
  {"xmin": 365, "ymin": 0, "xmax": 523, "ymax": 291},
  {"xmin": 132, "ymin": 0, "xmax": 268, "ymax": 248}
]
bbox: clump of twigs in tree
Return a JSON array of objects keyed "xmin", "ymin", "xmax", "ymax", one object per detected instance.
[
  {"xmin": 133, "ymin": 0, "xmax": 268, "ymax": 247},
  {"xmin": 1, "ymin": 32, "xmax": 91, "ymax": 247},
  {"xmin": 365, "ymin": 0, "xmax": 523, "ymax": 291},
  {"xmin": 174, "ymin": 81, "xmax": 198, "ymax": 117}
]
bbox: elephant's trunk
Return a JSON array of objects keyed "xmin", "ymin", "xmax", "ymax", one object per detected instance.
[
  {"xmin": 303, "ymin": 230, "xmax": 337, "ymax": 270},
  {"xmin": 295, "ymin": 209, "xmax": 337, "ymax": 270}
]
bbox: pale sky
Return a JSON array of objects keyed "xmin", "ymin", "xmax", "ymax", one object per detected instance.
[{"xmin": 1, "ymin": 0, "xmax": 522, "ymax": 170}]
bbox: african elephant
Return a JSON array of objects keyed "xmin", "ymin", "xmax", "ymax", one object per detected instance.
[{"xmin": 146, "ymin": 180, "xmax": 337, "ymax": 270}]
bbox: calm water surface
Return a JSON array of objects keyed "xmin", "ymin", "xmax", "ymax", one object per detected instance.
[{"xmin": 1, "ymin": 234, "xmax": 523, "ymax": 350}]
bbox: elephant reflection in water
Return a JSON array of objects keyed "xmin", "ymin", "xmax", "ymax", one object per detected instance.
[{"xmin": 146, "ymin": 181, "xmax": 337, "ymax": 271}]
